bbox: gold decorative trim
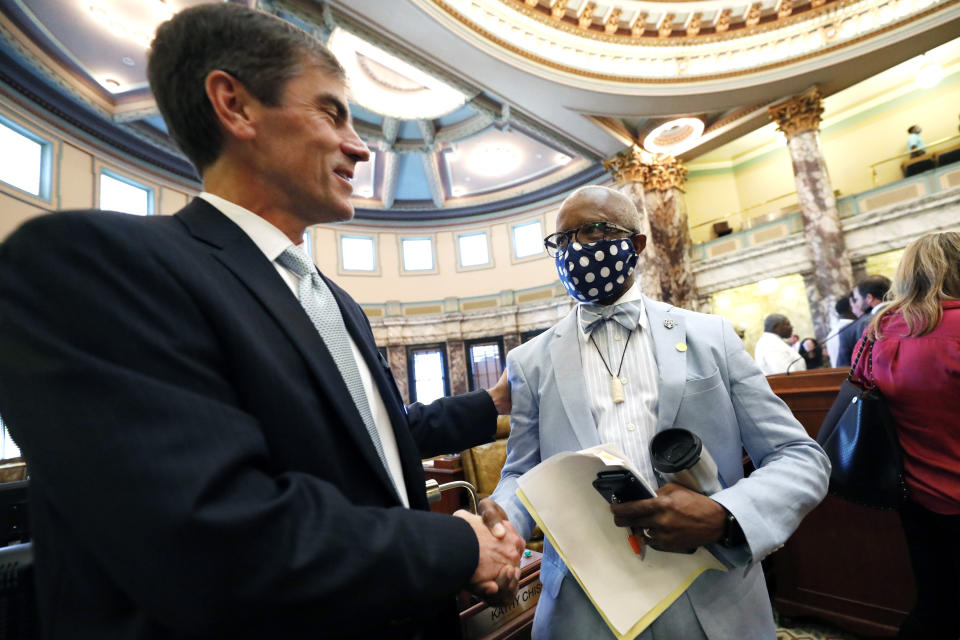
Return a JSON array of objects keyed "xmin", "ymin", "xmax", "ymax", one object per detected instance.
[
  {"xmin": 768, "ymin": 86, "xmax": 824, "ymax": 139},
  {"xmin": 604, "ymin": 148, "xmax": 688, "ymax": 191},
  {"xmin": 423, "ymin": 0, "xmax": 960, "ymax": 84},
  {"xmin": 498, "ymin": 0, "xmax": 853, "ymax": 45}
]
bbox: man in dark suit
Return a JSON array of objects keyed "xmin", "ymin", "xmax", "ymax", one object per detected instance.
[
  {"xmin": 836, "ymin": 275, "xmax": 892, "ymax": 366},
  {"xmin": 0, "ymin": 4, "xmax": 523, "ymax": 639}
]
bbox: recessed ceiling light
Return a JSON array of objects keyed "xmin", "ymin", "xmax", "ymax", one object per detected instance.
[
  {"xmin": 467, "ymin": 144, "xmax": 522, "ymax": 177},
  {"xmin": 121, "ymin": 57, "xmax": 136, "ymax": 67}
]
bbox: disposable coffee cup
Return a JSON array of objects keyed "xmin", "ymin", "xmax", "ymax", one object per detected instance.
[{"xmin": 650, "ymin": 428, "xmax": 722, "ymax": 495}]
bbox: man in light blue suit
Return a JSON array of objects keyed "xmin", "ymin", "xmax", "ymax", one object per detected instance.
[{"xmin": 482, "ymin": 185, "xmax": 830, "ymax": 639}]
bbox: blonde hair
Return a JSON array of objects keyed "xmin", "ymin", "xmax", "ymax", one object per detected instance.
[{"xmin": 870, "ymin": 232, "xmax": 960, "ymax": 339}]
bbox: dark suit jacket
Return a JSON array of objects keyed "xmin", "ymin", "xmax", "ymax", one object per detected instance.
[
  {"xmin": 0, "ymin": 200, "xmax": 497, "ymax": 639},
  {"xmin": 836, "ymin": 310, "xmax": 873, "ymax": 367}
]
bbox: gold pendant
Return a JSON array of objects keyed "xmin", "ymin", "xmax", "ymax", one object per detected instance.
[{"xmin": 610, "ymin": 376, "xmax": 625, "ymax": 404}]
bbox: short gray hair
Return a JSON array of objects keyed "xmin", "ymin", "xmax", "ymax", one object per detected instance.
[{"xmin": 764, "ymin": 313, "xmax": 788, "ymax": 332}]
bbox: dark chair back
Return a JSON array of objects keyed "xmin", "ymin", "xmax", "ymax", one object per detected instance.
[{"xmin": 0, "ymin": 480, "xmax": 35, "ymax": 639}]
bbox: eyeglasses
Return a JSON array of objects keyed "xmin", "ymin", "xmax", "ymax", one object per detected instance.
[{"xmin": 543, "ymin": 221, "xmax": 636, "ymax": 257}]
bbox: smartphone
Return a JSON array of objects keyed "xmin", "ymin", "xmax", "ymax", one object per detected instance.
[{"xmin": 592, "ymin": 469, "xmax": 654, "ymax": 504}]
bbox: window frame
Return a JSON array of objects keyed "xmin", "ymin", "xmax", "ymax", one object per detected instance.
[
  {"xmin": 338, "ymin": 232, "xmax": 379, "ymax": 274},
  {"xmin": 406, "ymin": 343, "xmax": 450, "ymax": 403},
  {"xmin": 455, "ymin": 230, "xmax": 493, "ymax": 271},
  {"xmin": 399, "ymin": 235, "xmax": 437, "ymax": 274},
  {"xmin": 510, "ymin": 218, "xmax": 545, "ymax": 263},
  {"xmin": 0, "ymin": 113, "xmax": 53, "ymax": 202},
  {"xmin": 97, "ymin": 167, "xmax": 156, "ymax": 216},
  {"xmin": 464, "ymin": 337, "xmax": 505, "ymax": 392}
]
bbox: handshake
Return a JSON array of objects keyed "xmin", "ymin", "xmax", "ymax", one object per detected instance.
[{"xmin": 454, "ymin": 497, "xmax": 526, "ymax": 607}]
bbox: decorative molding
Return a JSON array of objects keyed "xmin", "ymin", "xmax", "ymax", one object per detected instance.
[
  {"xmin": 415, "ymin": 0, "xmax": 960, "ymax": 85},
  {"xmin": 768, "ymin": 86, "xmax": 824, "ymax": 140},
  {"xmin": 498, "ymin": 0, "xmax": 849, "ymax": 43},
  {"xmin": 604, "ymin": 148, "xmax": 688, "ymax": 191}
]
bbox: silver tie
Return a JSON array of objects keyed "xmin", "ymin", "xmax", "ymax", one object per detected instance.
[{"xmin": 277, "ymin": 245, "xmax": 389, "ymax": 472}]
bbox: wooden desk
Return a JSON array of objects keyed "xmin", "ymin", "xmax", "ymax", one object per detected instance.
[
  {"xmin": 460, "ymin": 551, "xmax": 541, "ymax": 640},
  {"xmin": 767, "ymin": 368, "xmax": 914, "ymax": 637},
  {"xmin": 422, "ymin": 454, "xmax": 467, "ymax": 514}
]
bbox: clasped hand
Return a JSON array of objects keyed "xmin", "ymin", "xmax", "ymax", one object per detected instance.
[
  {"xmin": 609, "ymin": 482, "xmax": 726, "ymax": 553},
  {"xmin": 454, "ymin": 498, "xmax": 525, "ymax": 607}
]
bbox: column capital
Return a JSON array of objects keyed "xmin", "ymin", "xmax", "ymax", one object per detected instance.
[
  {"xmin": 768, "ymin": 86, "xmax": 824, "ymax": 140},
  {"xmin": 603, "ymin": 148, "xmax": 688, "ymax": 191}
]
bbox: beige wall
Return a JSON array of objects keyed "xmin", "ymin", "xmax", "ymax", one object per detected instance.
[
  {"xmin": 0, "ymin": 93, "xmax": 196, "ymax": 242},
  {"xmin": 821, "ymin": 74, "xmax": 960, "ymax": 194},
  {"xmin": 310, "ymin": 207, "xmax": 564, "ymax": 304},
  {"xmin": 686, "ymin": 71, "xmax": 960, "ymax": 237}
]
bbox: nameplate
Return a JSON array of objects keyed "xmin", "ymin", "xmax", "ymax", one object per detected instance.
[{"xmin": 461, "ymin": 577, "xmax": 542, "ymax": 638}]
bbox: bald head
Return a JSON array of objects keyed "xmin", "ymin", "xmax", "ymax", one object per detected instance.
[{"xmin": 556, "ymin": 185, "xmax": 642, "ymax": 233}]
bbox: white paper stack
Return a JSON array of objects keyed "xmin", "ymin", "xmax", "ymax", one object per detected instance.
[{"xmin": 516, "ymin": 444, "xmax": 726, "ymax": 639}]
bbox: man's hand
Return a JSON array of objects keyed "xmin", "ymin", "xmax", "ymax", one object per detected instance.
[
  {"xmin": 455, "ymin": 500, "xmax": 524, "ymax": 606},
  {"xmin": 609, "ymin": 483, "xmax": 726, "ymax": 552},
  {"xmin": 487, "ymin": 370, "xmax": 511, "ymax": 415}
]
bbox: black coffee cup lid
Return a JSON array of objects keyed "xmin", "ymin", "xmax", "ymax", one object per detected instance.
[{"xmin": 650, "ymin": 428, "xmax": 702, "ymax": 473}]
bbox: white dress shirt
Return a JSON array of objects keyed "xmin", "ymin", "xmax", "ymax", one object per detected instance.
[
  {"xmin": 197, "ymin": 193, "xmax": 410, "ymax": 506},
  {"xmin": 754, "ymin": 331, "xmax": 806, "ymax": 376},
  {"xmin": 576, "ymin": 281, "xmax": 660, "ymax": 489},
  {"xmin": 827, "ymin": 317, "xmax": 853, "ymax": 367}
]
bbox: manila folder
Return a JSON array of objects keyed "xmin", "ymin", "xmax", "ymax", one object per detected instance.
[{"xmin": 515, "ymin": 444, "xmax": 726, "ymax": 640}]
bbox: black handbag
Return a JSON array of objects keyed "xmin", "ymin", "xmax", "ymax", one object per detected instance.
[{"xmin": 816, "ymin": 337, "xmax": 909, "ymax": 509}]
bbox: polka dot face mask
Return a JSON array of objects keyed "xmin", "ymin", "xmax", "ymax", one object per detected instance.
[{"xmin": 555, "ymin": 238, "xmax": 638, "ymax": 303}]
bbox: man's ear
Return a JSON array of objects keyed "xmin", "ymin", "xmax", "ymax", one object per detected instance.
[
  {"xmin": 631, "ymin": 233, "xmax": 647, "ymax": 255},
  {"xmin": 204, "ymin": 70, "xmax": 257, "ymax": 142}
]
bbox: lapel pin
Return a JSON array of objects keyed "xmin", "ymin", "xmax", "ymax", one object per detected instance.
[
  {"xmin": 675, "ymin": 342, "xmax": 687, "ymax": 352},
  {"xmin": 663, "ymin": 319, "xmax": 675, "ymax": 330}
]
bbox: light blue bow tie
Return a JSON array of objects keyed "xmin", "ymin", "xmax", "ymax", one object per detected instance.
[{"xmin": 580, "ymin": 300, "xmax": 642, "ymax": 335}]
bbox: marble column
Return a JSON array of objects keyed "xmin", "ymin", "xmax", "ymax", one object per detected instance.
[
  {"xmin": 386, "ymin": 344, "xmax": 410, "ymax": 404},
  {"xmin": 446, "ymin": 338, "xmax": 468, "ymax": 395},
  {"xmin": 503, "ymin": 333, "xmax": 521, "ymax": 356},
  {"xmin": 605, "ymin": 149, "xmax": 697, "ymax": 308},
  {"xmin": 768, "ymin": 87, "xmax": 853, "ymax": 339}
]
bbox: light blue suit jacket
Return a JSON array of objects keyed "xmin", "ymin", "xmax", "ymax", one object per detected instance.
[{"xmin": 491, "ymin": 297, "xmax": 830, "ymax": 639}]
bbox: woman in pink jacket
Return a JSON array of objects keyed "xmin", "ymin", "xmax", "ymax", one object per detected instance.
[{"xmin": 853, "ymin": 231, "xmax": 960, "ymax": 640}]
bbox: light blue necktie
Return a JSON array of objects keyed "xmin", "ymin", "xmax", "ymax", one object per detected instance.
[
  {"xmin": 580, "ymin": 300, "xmax": 643, "ymax": 335},
  {"xmin": 277, "ymin": 245, "xmax": 389, "ymax": 473}
]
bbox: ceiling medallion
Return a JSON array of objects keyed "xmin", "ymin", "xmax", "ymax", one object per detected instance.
[
  {"xmin": 415, "ymin": 0, "xmax": 954, "ymax": 83},
  {"xmin": 643, "ymin": 117, "xmax": 705, "ymax": 155}
]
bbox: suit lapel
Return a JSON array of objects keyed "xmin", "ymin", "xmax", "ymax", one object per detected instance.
[
  {"xmin": 175, "ymin": 200, "xmax": 401, "ymax": 501},
  {"xmin": 643, "ymin": 297, "xmax": 687, "ymax": 432},
  {"xmin": 330, "ymin": 283, "xmax": 425, "ymax": 508},
  {"xmin": 550, "ymin": 310, "xmax": 601, "ymax": 450}
]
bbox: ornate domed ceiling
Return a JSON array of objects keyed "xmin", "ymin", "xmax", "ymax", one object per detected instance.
[
  {"xmin": 414, "ymin": 0, "xmax": 957, "ymax": 86},
  {"xmin": 1, "ymin": 0, "xmax": 957, "ymax": 222}
]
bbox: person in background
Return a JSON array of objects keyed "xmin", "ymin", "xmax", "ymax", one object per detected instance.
[
  {"xmin": 827, "ymin": 295, "xmax": 855, "ymax": 367},
  {"xmin": 480, "ymin": 185, "xmax": 829, "ymax": 639},
  {"xmin": 837, "ymin": 275, "xmax": 892, "ymax": 367},
  {"xmin": 797, "ymin": 337, "xmax": 825, "ymax": 370},
  {"xmin": 907, "ymin": 125, "xmax": 925, "ymax": 158},
  {"xmin": 754, "ymin": 313, "xmax": 806, "ymax": 375},
  {"xmin": 852, "ymin": 232, "xmax": 960, "ymax": 640}
]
